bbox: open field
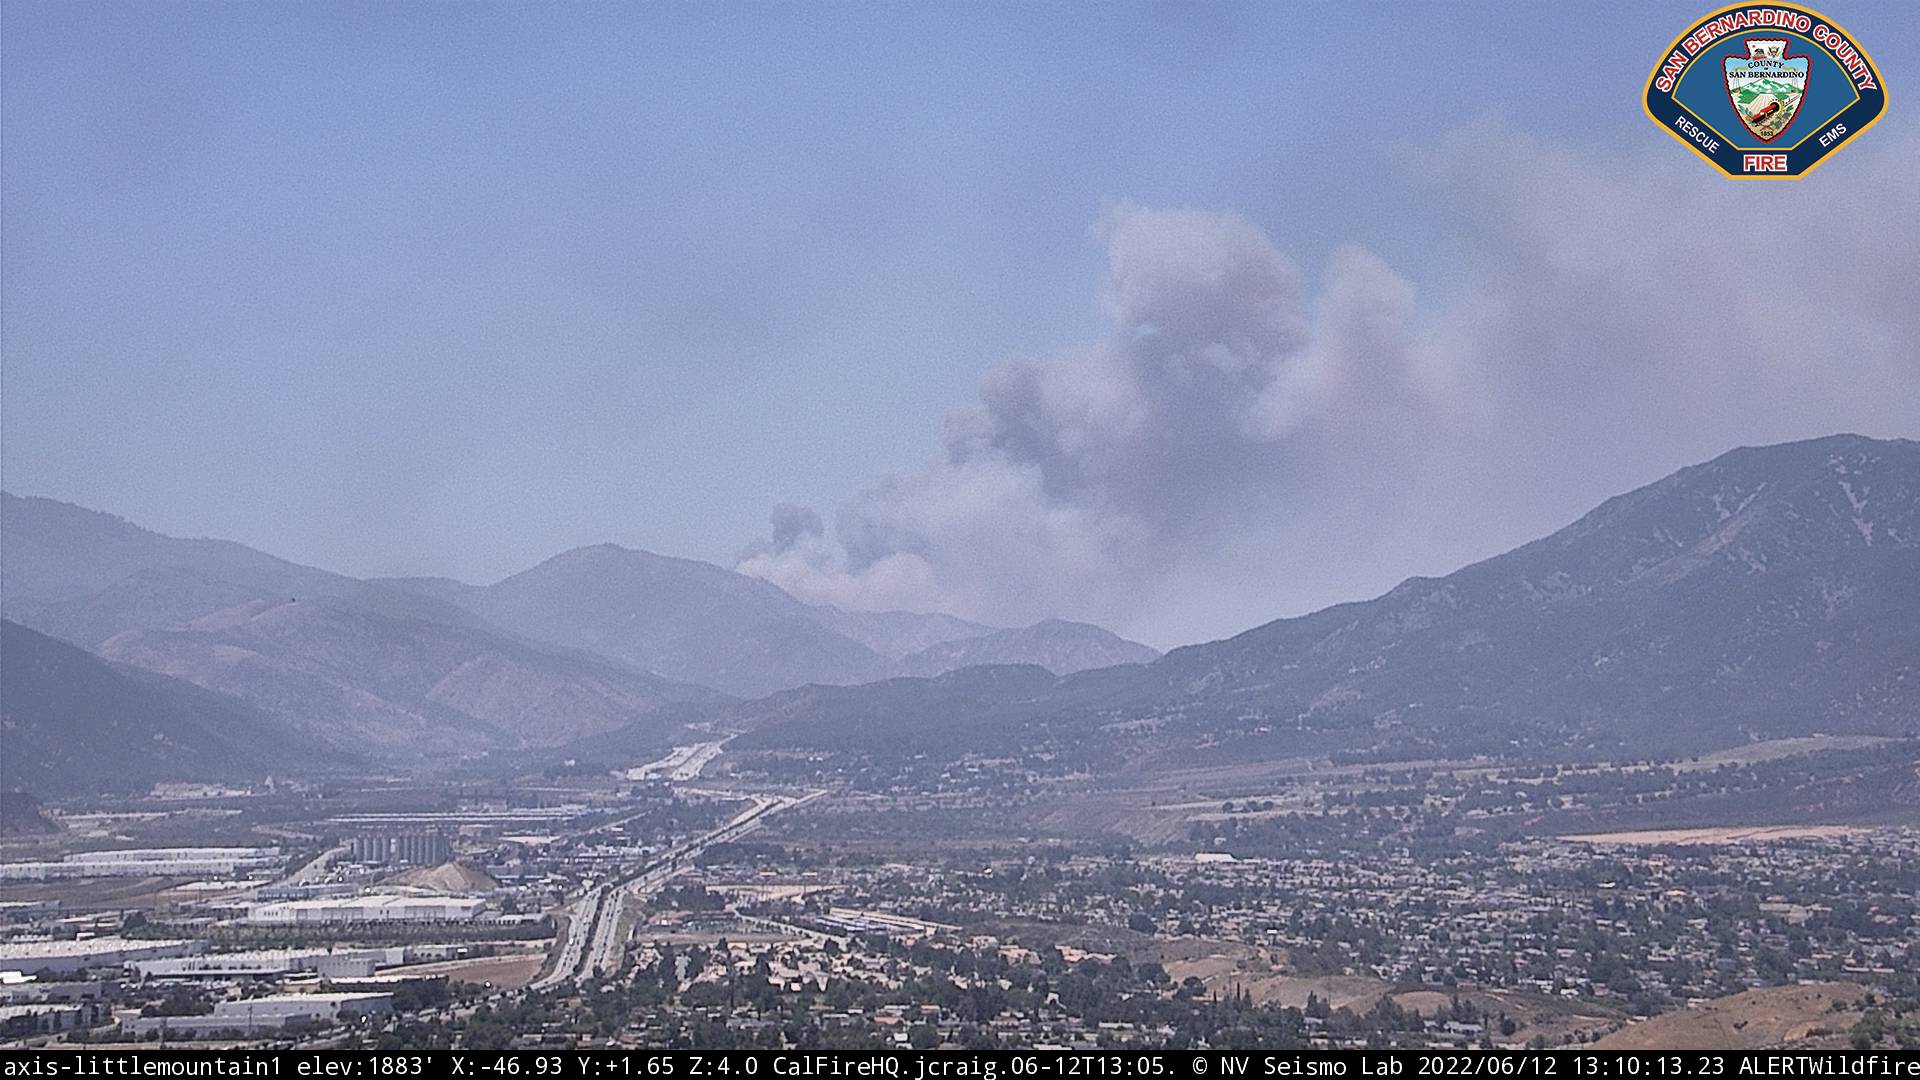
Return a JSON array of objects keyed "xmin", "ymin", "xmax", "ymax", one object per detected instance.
[
  {"xmin": 1593, "ymin": 982, "xmax": 1867, "ymax": 1050},
  {"xmin": 1226, "ymin": 973, "xmax": 1392, "ymax": 1010},
  {"xmin": 1676, "ymin": 736, "xmax": 1899, "ymax": 770},
  {"xmin": 0, "ymin": 875, "xmax": 210, "ymax": 911},
  {"xmin": 382, "ymin": 950, "xmax": 548, "ymax": 990},
  {"xmin": 1392, "ymin": 988, "xmax": 1621, "ymax": 1047},
  {"xmin": 981, "ymin": 918, "xmax": 1264, "ymax": 971},
  {"xmin": 1559, "ymin": 825, "xmax": 1874, "ymax": 846}
]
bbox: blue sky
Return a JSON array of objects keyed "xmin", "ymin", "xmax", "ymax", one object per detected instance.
[{"xmin": 4, "ymin": 2, "xmax": 1916, "ymax": 645}]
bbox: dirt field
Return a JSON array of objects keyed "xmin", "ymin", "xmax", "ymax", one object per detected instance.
[
  {"xmin": 1559, "ymin": 825, "xmax": 1873, "ymax": 846},
  {"xmin": 1392, "ymin": 988, "xmax": 1620, "ymax": 1047},
  {"xmin": 1155, "ymin": 976, "xmax": 1621, "ymax": 1047},
  {"xmin": 1593, "ymin": 982, "xmax": 1866, "ymax": 1050},
  {"xmin": 381, "ymin": 861, "xmax": 500, "ymax": 893},
  {"xmin": 1676, "ymin": 736, "xmax": 1897, "ymax": 771},
  {"xmin": 1231, "ymin": 974, "xmax": 1395, "ymax": 1010},
  {"xmin": 983, "ymin": 918, "xmax": 1263, "ymax": 971},
  {"xmin": 380, "ymin": 951, "xmax": 548, "ymax": 990},
  {"xmin": 0, "ymin": 875, "xmax": 205, "ymax": 911},
  {"xmin": 1014, "ymin": 755, "xmax": 1501, "ymax": 846}
]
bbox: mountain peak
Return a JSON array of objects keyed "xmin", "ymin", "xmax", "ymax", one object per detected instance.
[
  {"xmin": 894, "ymin": 617, "xmax": 1159, "ymax": 677},
  {"xmin": 732, "ymin": 433, "xmax": 1919, "ymax": 768}
]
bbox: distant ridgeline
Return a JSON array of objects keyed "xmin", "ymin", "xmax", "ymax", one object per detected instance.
[
  {"xmin": 0, "ymin": 490, "xmax": 1150, "ymax": 795},
  {"xmin": 703, "ymin": 434, "xmax": 1920, "ymax": 770},
  {"xmin": 3, "ymin": 434, "xmax": 1916, "ymax": 794}
]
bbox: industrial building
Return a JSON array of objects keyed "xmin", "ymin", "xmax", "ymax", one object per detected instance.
[
  {"xmin": 60, "ymin": 847, "xmax": 275, "ymax": 864},
  {"xmin": 0, "ymin": 847, "xmax": 282, "ymax": 881},
  {"xmin": 348, "ymin": 831, "xmax": 451, "ymax": 867},
  {"xmin": 0, "ymin": 938, "xmax": 204, "ymax": 976},
  {"xmin": 0, "ymin": 977, "xmax": 119, "ymax": 1005},
  {"xmin": 123, "ymin": 992, "xmax": 393, "ymax": 1037},
  {"xmin": 244, "ymin": 894, "xmax": 489, "ymax": 925},
  {"xmin": 326, "ymin": 808, "xmax": 587, "ymax": 830},
  {"xmin": 0, "ymin": 1001, "xmax": 107, "ymax": 1037},
  {"xmin": 132, "ymin": 946, "xmax": 410, "ymax": 980}
]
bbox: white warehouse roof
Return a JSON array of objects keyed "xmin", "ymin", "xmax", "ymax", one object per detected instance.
[{"xmin": 246, "ymin": 894, "xmax": 489, "ymax": 924}]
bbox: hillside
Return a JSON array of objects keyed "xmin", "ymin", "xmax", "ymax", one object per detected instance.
[
  {"xmin": 2, "ymin": 493, "xmax": 1155, "ymax": 761},
  {"xmin": 1592, "ymin": 982, "xmax": 1868, "ymax": 1050},
  {"xmin": 0, "ymin": 492, "xmax": 342, "ymax": 609},
  {"xmin": 723, "ymin": 434, "xmax": 1920, "ymax": 767},
  {"xmin": 801, "ymin": 605, "xmax": 994, "ymax": 659},
  {"xmin": 0, "ymin": 498, "xmax": 719, "ymax": 759},
  {"xmin": 896, "ymin": 619, "xmax": 1158, "ymax": 678},
  {"xmin": 0, "ymin": 620, "xmax": 347, "ymax": 796},
  {"xmin": 1136, "ymin": 433, "xmax": 1920, "ymax": 762},
  {"xmin": 461, "ymin": 544, "xmax": 898, "ymax": 697},
  {"xmin": 92, "ymin": 595, "xmax": 719, "ymax": 755},
  {"xmin": 384, "ymin": 546, "xmax": 1156, "ymax": 695}
]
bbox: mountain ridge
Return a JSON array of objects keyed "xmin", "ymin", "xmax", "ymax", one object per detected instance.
[
  {"xmin": 710, "ymin": 434, "xmax": 1920, "ymax": 767},
  {"xmin": 0, "ymin": 497, "xmax": 722, "ymax": 759},
  {"xmin": 399, "ymin": 543, "xmax": 1158, "ymax": 696},
  {"xmin": 0, "ymin": 492, "xmax": 1157, "ymax": 761},
  {"xmin": 0, "ymin": 619, "xmax": 352, "ymax": 795}
]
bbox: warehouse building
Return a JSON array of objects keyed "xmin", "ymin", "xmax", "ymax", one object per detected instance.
[
  {"xmin": 0, "ymin": 847, "xmax": 281, "ymax": 881},
  {"xmin": 244, "ymin": 894, "xmax": 489, "ymax": 925},
  {"xmin": 0, "ymin": 1001, "xmax": 107, "ymax": 1037},
  {"xmin": 133, "ymin": 946, "xmax": 410, "ymax": 980},
  {"xmin": 123, "ymin": 992, "xmax": 393, "ymax": 1037},
  {"xmin": 0, "ymin": 938, "xmax": 204, "ymax": 976},
  {"xmin": 60, "ymin": 847, "xmax": 276, "ymax": 865},
  {"xmin": 348, "ymin": 831, "xmax": 451, "ymax": 867},
  {"xmin": 0, "ymin": 977, "xmax": 119, "ymax": 1005}
]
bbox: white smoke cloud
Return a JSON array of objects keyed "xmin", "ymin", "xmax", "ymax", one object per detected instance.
[{"xmin": 739, "ymin": 122, "xmax": 1920, "ymax": 647}]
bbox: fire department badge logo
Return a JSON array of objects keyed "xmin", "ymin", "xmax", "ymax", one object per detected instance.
[
  {"xmin": 1723, "ymin": 39, "xmax": 1809, "ymax": 141},
  {"xmin": 1645, "ymin": 4, "xmax": 1885, "ymax": 177}
]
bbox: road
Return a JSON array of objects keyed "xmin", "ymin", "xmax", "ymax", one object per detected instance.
[
  {"xmin": 529, "ymin": 886, "xmax": 606, "ymax": 991},
  {"xmin": 623, "ymin": 738, "xmax": 729, "ymax": 783},
  {"xmin": 530, "ymin": 788, "xmax": 822, "ymax": 991},
  {"xmin": 668, "ymin": 741, "xmax": 728, "ymax": 781},
  {"xmin": 238, "ymin": 842, "xmax": 348, "ymax": 901}
]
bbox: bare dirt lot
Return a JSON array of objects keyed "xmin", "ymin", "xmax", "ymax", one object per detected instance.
[
  {"xmin": 1593, "ymin": 982, "xmax": 1867, "ymax": 1050},
  {"xmin": 0, "ymin": 875, "xmax": 204, "ymax": 911},
  {"xmin": 1392, "ymin": 988, "xmax": 1620, "ymax": 1047},
  {"xmin": 1559, "ymin": 825, "xmax": 1872, "ymax": 846},
  {"xmin": 1676, "ymin": 736, "xmax": 1896, "ymax": 770},
  {"xmin": 381, "ymin": 950, "xmax": 548, "ymax": 990}
]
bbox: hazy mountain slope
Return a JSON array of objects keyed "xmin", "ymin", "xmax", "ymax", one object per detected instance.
[
  {"xmin": 2, "ymin": 495, "xmax": 498, "ymax": 642},
  {"xmin": 727, "ymin": 435, "xmax": 1920, "ymax": 765},
  {"xmin": 4, "ymin": 494, "xmax": 1153, "ymax": 720},
  {"xmin": 15, "ymin": 565, "xmax": 503, "ymax": 650},
  {"xmin": 452, "ymin": 544, "xmax": 897, "ymax": 698},
  {"xmin": 1, "ymin": 620, "xmax": 347, "ymax": 796},
  {"xmin": 1136, "ymin": 433, "xmax": 1920, "ymax": 760},
  {"xmin": 0, "ymin": 498, "xmax": 719, "ymax": 759},
  {"xmin": 580, "ymin": 663, "xmax": 1067, "ymax": 763},
  {"xmin": 895, "ymin": 619, "xmax": 1159, "ymax": 677},
  {"xmin": 1, "ymin": 493, "xmax": 342, "ymax": 609},
  {"xmin": 390, "ymin": 553, "xmax": 1152, "ymax": 693},
  {"xmin": 95, "ymin": 596, "xmax": 717, "ymax": 756},
  {"xmin": 802, "ymin": 605, "xmax": 996, "ymax": 659}
]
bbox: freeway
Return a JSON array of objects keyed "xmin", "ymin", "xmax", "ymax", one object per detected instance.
[
  {"xmin": 529, "ymin": 885, "xmax": 605, "ymax": 991},
  {"xmin": 623, "ymin": 738, "xmax": 730, "ymax": 783},
  {"xmin": 238, "ymin": 842, "xmax": 348, "ymax": 901},
  {"xmin": 530, "ymin": 788, "xmax": 822, "ymax": 992}
]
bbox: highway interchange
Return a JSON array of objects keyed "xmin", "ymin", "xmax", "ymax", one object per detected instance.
[{"xmin": 528, "ymin": 786, "xmax": 822, "ymax": 992}]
